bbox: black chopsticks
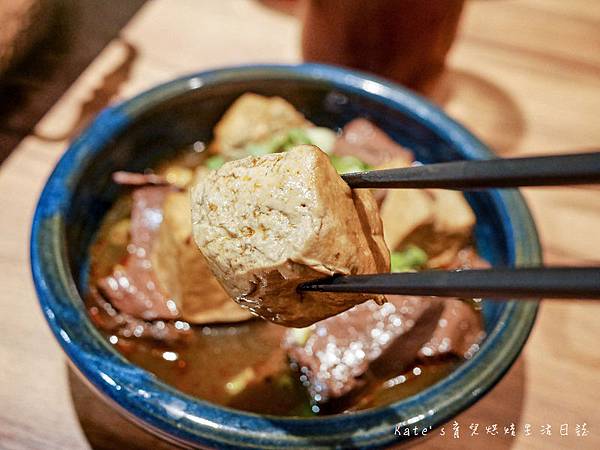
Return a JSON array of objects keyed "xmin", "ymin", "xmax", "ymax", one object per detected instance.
[
  {"xmin": 342, "ymin": 151, "xmax": 600, "ymax": 190},
  {"xmin": 328, "ymin": 152, "xmax": 600, "ymax": 300},
  {"xmin": 298, "ymin": 267, "xmax": 600, "ymax": 300}
]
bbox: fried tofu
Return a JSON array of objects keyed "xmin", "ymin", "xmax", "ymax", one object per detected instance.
[
  {"xmin": 191, "ymin": 145, "xmax": 390, "ymax": 327},
  {"xmin": 425, "ymin": 189, "xmax": 477, "ymax": 267},
  {"xmin": 380, "ymin": 188, "xmax": 436, "ymax": 252},
  {"xmin": 209, "ymin": 93, "xmax": 310, "ymax": 161},
  {"xmin": 378, "ymin": 158, "xmax": 476, "ymax": 267}
]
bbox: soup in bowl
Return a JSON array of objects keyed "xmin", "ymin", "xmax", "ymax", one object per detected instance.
[{"xmin": 31, "ymin": 64, "xmax": 539, "ymax": 448}]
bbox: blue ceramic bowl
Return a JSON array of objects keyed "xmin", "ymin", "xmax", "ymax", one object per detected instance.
[{"xmin": 30, "ymin": 64, "xmax": 539, "ymax": 449}]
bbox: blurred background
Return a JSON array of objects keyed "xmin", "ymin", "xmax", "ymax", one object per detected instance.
[
  {"xmin": 0, "ymin": 0, "xmax": 145, "ymax": 159},
  {"xmin": 2, "ymin": 0, "xmax": 597, "ymax": 163},
  {"xmin": 0, "ymin": 1, "xmax": 598, "ymax": 449}
]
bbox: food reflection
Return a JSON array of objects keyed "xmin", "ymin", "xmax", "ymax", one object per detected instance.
[{"xmin": 87, "ymin": 93, "xmax": 486, "ymax": 416}]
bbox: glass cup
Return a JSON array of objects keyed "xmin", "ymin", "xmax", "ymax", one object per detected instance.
[{"xmin": 301, "ymin": 0, "xmax": 465, "ymax": 95}]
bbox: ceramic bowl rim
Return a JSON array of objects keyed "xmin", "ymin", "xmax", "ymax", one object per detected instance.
[{"xmin": 30, "ymin": 63, "xmax": 540, "ymax": 449}]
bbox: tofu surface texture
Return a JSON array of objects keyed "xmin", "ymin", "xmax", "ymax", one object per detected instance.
[{"xmin": 191, "ymin": 145, "xmax": 390, "ymax": 327}]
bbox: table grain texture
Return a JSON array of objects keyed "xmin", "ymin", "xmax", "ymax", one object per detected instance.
[{"xmin": 0, "ymin": 1, "xmax": 598, "ymax": 449}]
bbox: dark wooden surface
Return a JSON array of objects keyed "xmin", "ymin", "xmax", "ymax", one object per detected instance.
[{"xmin": 0, "ymin": 0, "xmax": 146, "ymax": 163}]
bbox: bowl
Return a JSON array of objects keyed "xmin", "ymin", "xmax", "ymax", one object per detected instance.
[{"xmin": 30, "ymin": 64, "xmax": 540, "ymax": 449}]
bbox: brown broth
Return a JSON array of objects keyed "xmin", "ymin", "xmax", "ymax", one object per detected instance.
[
  {"xmin": 86, "ymin": 148, "xmax": 466, "ymax": 417},
  {"xmin": 89, "ymin": 221, "xmax": 459, "ymax": 418},
  {"xmin": 107, "ymin": 321, "xmax": 459, "ymax": 417},
  {"xmin": 118, "ymin": 321, "xmax": 314, "ymax": 416}
]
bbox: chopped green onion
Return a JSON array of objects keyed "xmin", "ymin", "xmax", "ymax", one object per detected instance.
[
  {"xmin": 282, "ymin": 128, "xmax": 312, "ymax": 150},
  {"xmin": 225, "ymin": 367, "xmax": 255, "ymax": 396},
  {"xmin": 304, "ymin": 127, "xmax": 337, "ymax": 153},
  {"xmin": 290, "ymin": 326, "xmax": 314, "ymax": 346},
  {"xmin": 289, "ymin": 401, "xmax": 317, "ymax": 417},
  {"xmin": 243, "ymin": 132, "xmax": 286, "ymax": 156},
  {"xmin": 390, "ymin": 245, "xmax": 428, "ymax": 272},
  {"xmin": 246, "ymin": 142, "xmax": 274, "ymax": 156},
  {"xmin": 274, "ymin": 373, "xmax": 294, "ymax": 389},
  {"xmin": 241, "ymin": 127, "xmax": 337, "ymax": 157},
  {"xmin": 328, "ymin": 154, "xmax": 372, "ymax": 174},
  {"xmin": 205, "ymin": 155, "xmax": 225, "ymax": 170}
]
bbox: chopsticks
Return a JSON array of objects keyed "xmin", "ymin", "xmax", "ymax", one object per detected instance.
[
  {"xmin": 323, "ymin": 153, "xmax": 600, "ymax": 300},
  {"xmin": 298, "ymin": 267, "xmax": 600, "ymax": 300},
  {"xmin": 342, "ymin": 151, "xmax": 600, "ymax": 189}
]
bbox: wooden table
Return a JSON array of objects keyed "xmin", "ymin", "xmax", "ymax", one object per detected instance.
[
  {"xmin": 0, "ymin": 0, "xmax": 146, "ymax": 162},
  {"xmin": 1, "ymin": 1, "xmax": 598, "ymax": 449}
]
